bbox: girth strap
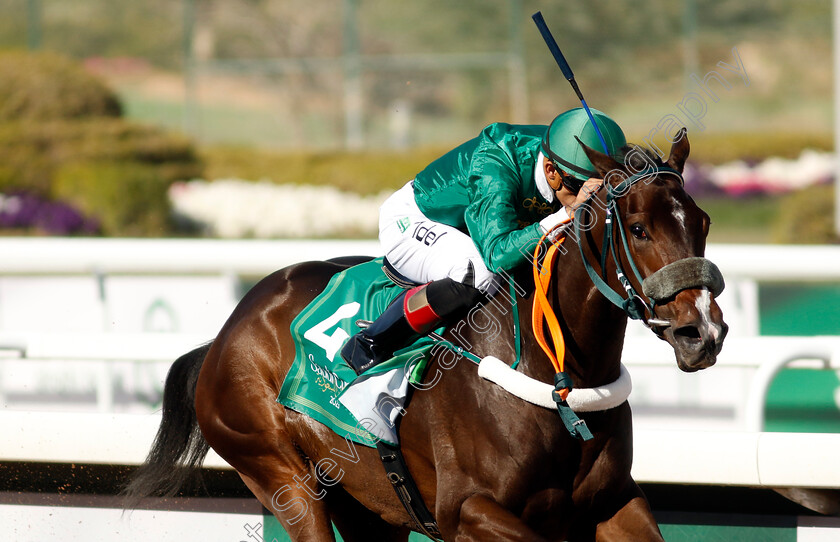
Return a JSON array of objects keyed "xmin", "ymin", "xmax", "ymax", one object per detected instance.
[{"xmin": 376, "ymin": 441, "xmax": 442, "ymax": 540}]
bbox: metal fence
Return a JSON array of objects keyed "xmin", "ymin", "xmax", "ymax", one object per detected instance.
[{"xmin": 3, "ymin": 0, "xmax": 829, "ymax": 149}]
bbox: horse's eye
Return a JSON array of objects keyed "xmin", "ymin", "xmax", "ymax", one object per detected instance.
[{"xmin": 630, "ymin": 223, "xmax": 648, "ymax": 240}]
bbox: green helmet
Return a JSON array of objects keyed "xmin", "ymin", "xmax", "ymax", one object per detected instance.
[{"xmin": 541, "ymin": 107, "xmax": 626, "ymax": 187}]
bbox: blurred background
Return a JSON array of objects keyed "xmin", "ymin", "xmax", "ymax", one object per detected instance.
[
  {"xmin": 1, "ymin": 1, "xmax": 840, "ymax": 540},
  {"xmin": 0, "ymin": 0, "xmax": 835, "ymax": 242}
]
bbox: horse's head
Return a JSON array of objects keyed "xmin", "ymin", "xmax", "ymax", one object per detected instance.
[{"xmin": 578, "ymin": 129, "xmax": 728, "ymax": 372}]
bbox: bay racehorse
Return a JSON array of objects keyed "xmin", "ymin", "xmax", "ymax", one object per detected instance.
[{"xmin": 124, "ymin": 131, "xmax": 727, "ymax": 541}]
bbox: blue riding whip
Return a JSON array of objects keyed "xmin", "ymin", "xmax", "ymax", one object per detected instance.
[{"xmin": 532, "ymin": 11, "xmax": 610, "ymax": 155}]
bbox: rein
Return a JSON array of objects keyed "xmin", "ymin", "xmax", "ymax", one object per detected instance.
[
  {"xmin": 432, "ymin": 245, "xmax": 631, "ymax": 440},
  {"xmin": 576, "ymin": 167, "xmax": 683, "ymax": 324},
  {"xmin": 573, "ymin": 166, "xmax": 724, "ymax": 324},
  {"xmin": 525, "ymin": 173, "xmax": 656, "ymax": 441},
  {"xmin": 526, "ymin": 165, "xmax": 724, "ymax": 441},
  {"xmin": 441, "ymin": 167, "xmax": 725, "ymax": 441}
]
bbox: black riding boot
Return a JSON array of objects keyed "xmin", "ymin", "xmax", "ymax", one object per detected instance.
[{"xmin": 340, "ymin": 278, "xmax": 485, "ymax": 375}]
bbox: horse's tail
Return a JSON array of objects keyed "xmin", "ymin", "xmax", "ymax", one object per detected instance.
[{"xmin": 122, "ymin": 341, "xmax": 213, "ymax": 510}]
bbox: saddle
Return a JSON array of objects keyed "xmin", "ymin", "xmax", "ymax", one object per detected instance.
[
  {"xmin": 276, "ymin": 257, "xmax": 443, "ymax": 539},
  {"xmin": 277, "ymin": 257, "xmax": 436, "ymax": 445}
]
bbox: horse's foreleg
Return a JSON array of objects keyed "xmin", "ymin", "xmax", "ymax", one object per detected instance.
[
  {"xmin": 452, "ymin": 494, "xmax": 548, "ymax": 542},
  {"xmin": 593, "ymin": 483, "xmax": 663, "ymax": 542}
]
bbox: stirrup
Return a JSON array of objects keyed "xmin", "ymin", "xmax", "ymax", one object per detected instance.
[
  {"xmin": 340, "ymin": 283, "xmax": 444, "ymax": 376},
  {"xmin": 341, "ymin": 333, "xmax": 382, "ymax": 375}
]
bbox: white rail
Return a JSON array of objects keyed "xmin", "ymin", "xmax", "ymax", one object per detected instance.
[
  {"xmin": 622, "ymin": 335, "xmax": 840, "ymax": 432},
  {"xmin": 0, "ymin": 332, "xmax": 211, "ymax": 412},
  {"xmin": 0, "ymin": 239, "xmax": 829, "ymax": 341},
  {"xmin": 0, "ymin": 410, "xmax": 838, "ymax": 489},
  {"xmin": 705, "ymin": 244, "xmax": 840, "ymax": 281},
  {"xmin": 0, "ymin": 239, "xmax": 837, "ymax": 491},
  {"xmin": 0, "ymin": 410, "xmax": 229, "ymax": 468},
  {"xmin": 0, "ymin": 238, "xmax": 382, "ymax": 275},
  {"xmin": 0, "ymin": 333, "xmax": 840, "ymax": 432},
  {"xmin": 0, "ymin": 331, "xmax": 210, "ymax": 361},
  {"xmin": 0, "ymin": 238, "xmax": 838, "ymax": 281},
  {"xmin": 632, "ymin": 430, "xmax": 840, "ymax": 487},
  {"xmin": 1, "ymin": 333, "xmax": 838, "ymax": 429}
]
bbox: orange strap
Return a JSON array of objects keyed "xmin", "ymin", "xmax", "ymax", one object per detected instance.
[{"xmin": 531, "ymin": 226, "xmax": 569, "ymax": 399}]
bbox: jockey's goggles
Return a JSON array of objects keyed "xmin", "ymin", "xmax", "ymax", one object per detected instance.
[{"xmin": 557, "ymin": 169, "xmax": 587, "ymax": 195}]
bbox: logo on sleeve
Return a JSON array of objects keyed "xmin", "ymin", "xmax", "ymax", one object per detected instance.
[
  {"xmin": 412, "ymin": 223, "xmax": 448, "ymax": 246},
  {"xmin": 397, "ymin": 217, "xmax": 411, "ymax": 233}
]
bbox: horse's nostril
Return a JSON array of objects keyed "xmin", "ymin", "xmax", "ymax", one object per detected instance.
[{"xmin": 674, "ymin": 326, "xmax": 701, "ymax": 341}]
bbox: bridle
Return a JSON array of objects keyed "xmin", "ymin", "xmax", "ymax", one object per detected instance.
[
  {"xmin": 572, "ymin": 166, "xmax": 725, "ymax": 328},
  {"xmin": 528, "ymin": 164, "xmax": 725, "ymax": 441}
]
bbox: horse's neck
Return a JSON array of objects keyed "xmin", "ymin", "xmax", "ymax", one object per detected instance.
[{"xmin": 518, "ymin": 236, "xmax": 628, "ymax": 390}]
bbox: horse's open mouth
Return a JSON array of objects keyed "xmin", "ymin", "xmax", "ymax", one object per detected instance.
[
  {"xmin": 664, "ymin": 322, "xmax": 728, "ymax": 372},
  {"xmin": 674, "ymin": 324, "xmax": 702, "ymax": 343}
]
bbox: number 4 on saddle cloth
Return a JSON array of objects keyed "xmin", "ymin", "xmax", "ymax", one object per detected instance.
[{"xmin": 277, "ymin": 257, "xmax": 450, "ymax": 447}]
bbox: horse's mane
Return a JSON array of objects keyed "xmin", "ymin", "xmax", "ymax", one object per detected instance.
[{"xmin": 618, "ymin": 144, "xmax": 667, "ymax": 170}]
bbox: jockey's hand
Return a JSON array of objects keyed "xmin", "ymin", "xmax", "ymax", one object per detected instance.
[
  {"xmin": 556, "ymin": 177, "xmax": 604, "ymax": 220},
  {"xmin": 539, "ymin": 206, "xmax": 571, "ymax": 240}
]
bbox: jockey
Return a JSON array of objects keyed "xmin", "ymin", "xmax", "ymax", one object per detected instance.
[{"xmin": 341, "ymin": 107, "xmax": 626, "ymax": 375}]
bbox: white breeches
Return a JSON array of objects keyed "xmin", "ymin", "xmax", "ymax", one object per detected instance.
[{"xmin": 379, "ymin": 181, "xmax": 501, "ymax": 293}]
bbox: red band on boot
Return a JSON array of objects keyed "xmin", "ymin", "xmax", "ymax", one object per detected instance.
[{"xmin": 403, "ymin": 284, "xmax": 442, "ymax": 334}]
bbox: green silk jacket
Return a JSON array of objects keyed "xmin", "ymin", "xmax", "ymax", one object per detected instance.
[{"xmin": 412, "ymin": 122, "xmax": 560, "ymax": 273}]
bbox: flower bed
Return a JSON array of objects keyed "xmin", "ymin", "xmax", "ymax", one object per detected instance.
[
  {"xmin": 696, "ymin": 150, "xmax": 834, "ymax": 196},
  {"xmin": 170, "ymin": 150, "xmax": 835, "ymax": 239},
  {"xmin": 2, "ymin": 149, "xmax": 833, "ymax": 239},
  {"xmin": 168, "ymin": 180, "xmax": 389, "ymax": 238},
  {"xmin": 0, "ymin": 192, "xmax": 99, "ymax": 235}
]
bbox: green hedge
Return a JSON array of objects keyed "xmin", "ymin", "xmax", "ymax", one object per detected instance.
[
  {"xmin": 0, "ymin": 119, "xmax": 201, "ymax": 194},
  {"xmin": 685, "ymin": 132, "xmax": 833, "ymax": 165},
  {"xmin": 202, "ymin": 131, "xmax": 835, "ymax": 197},
  {"xmin": 201, "ymin": 133, "xmax": 837, "ymax": 244},
  {"xmin": 0, "ymin": 51, "xmax": 203, "ymax": 236},
  {"xmin": 202, "ymin": 145, "xmax": 450, "ymax": 196},
  {"xmin": 53, "ymin": 161, "xmax": 172, "ymax": 236},
  {"xmin": 773, "ymin": 184, "xmax": 839, "ymax": 244},
  {"xmin": 0, "ymin": 119, "xmax": 201, "ymax": 235},
  {"xmin": 0, "ymin": 51, "xmax": 121, "ymax": 121}
]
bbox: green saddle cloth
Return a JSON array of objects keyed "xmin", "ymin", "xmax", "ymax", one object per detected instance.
[{"xmin": 277, "ymin": 258, "xmax": 438, "ymax": 447}]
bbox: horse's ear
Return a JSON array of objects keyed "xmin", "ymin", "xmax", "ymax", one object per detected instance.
[
  {"xmin": 576, "ymin": 137, "xmax": 623, "ymax": 179},
  {"xmin": 666, "ymin": 128, "xmax": 690, "ymax": 173}
]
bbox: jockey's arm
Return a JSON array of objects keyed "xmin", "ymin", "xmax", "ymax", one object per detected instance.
[{"xmin": 463, "ymin": 148, "xmax": 548, "ymax": 272}]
